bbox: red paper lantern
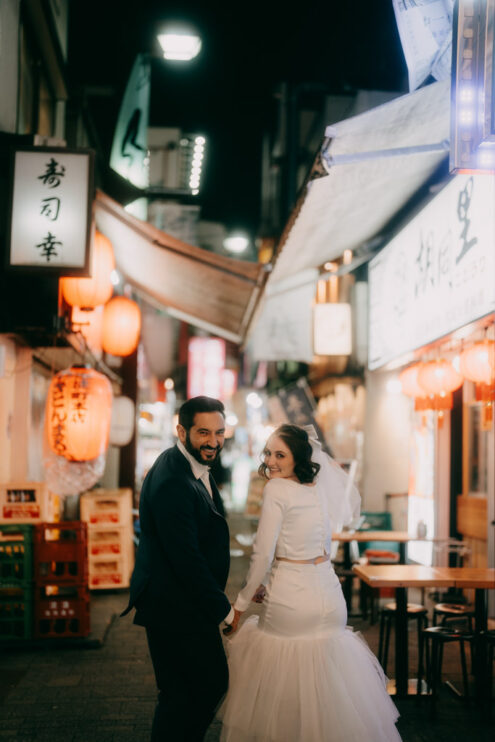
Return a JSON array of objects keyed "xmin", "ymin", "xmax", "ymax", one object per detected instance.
[
  {"xmin": 60, "ymin": 231, "xmax": 115, "ymax": 309},
  {"xmin": 101, "ymin": 296, "xmax": 141, "ymax": 356},
  {"xmin": 399, "ymin": 363, "xmax": 430, "ymax": 411},
  {"xmin": 46, "ymin": 366, "xmax": 113, "ymax": 462}
]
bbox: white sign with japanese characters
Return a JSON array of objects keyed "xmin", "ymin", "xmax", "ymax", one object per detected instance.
[
  {"xmin": 9, "ymin": 149, "xmax": 91, "ymax": 269},
  {"xmin": 368, "ymin": 174, "xmax": 495, "ymax": 370}
]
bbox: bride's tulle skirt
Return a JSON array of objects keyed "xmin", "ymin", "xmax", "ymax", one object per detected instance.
[{"xmin": 218, "ymin": 561, "xmax": 401, "ymax": 742}]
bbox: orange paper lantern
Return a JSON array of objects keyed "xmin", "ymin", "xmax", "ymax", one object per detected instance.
[
  {"xmin": 459, "ymin": 340, "xmax": 495, "ymax": 384},
  {"xmin": 418, "ymin": 359, "xmax": 464, "ymax": 396},
  {"xmin": 399, "ymin": 363, "xmax": 430, "ymax": 411},
  {"xmin": 60, "ymin": 231, "xmax": 115, "ymax": 309},
  {"xmin": 101, "ymin": 296, "xmax": 141, "ymax": 356},
  {"xmin": 46, "ymin": 366, "xmax": 113, "ymax": 462}
]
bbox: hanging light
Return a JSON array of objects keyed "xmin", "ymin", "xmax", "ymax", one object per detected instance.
[
  {"xmin": 101, "ymin": 296, "xmax": 141, "ymax": 356},
  {"xmin": 60, "ymin": 231, "xmax": 115, "ymax": 309},
  {"xmin": 417, "ymin": 359, "xmax": 464, "ymax": 413},
  {"xmin": 398, "ymin": 362, "xmax": 430, "ymax": 411},
  {"xmin": 45, "ymin": 366, "xmax": 113, "ymax": 462},
  {"xmin": 460, "ymin": 339, "xmax": 495, "ymax": 424}
]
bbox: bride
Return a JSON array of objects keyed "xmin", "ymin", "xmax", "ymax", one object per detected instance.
[{"xmin": 218, "ymin": 424, "xmax": 402, "ymax": 742}]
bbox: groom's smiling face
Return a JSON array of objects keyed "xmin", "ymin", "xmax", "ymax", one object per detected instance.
[{"xmin": 178, "ymin": 411, "xmax": 226, "ymax": 465}]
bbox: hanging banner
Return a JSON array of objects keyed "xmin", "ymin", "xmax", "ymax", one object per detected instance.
[
  {"xmin": 110, "ymin": 53, "xmax": 151, "ymax": 189},
  {"xmin": 368, "ymin": 174, "xmax": 495, "ymax": 369},
  {"xmin": 250, "ymin": 269, "xmax": 318, "ymax": 362}
]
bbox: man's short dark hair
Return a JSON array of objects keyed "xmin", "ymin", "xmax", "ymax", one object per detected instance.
[{"xmin": 178, "ymin": 396, "xmax": 225, "ymax": 431}]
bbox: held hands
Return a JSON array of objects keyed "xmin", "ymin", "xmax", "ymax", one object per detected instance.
[
  {"xmin": 251, "ymin": 584, "xmax": 266, "ymax": 604},
  {"xmin": 223, "ymin": 607, "xmax": 243, "ymax": 636}
]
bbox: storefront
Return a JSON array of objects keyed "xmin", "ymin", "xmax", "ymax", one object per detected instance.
[{"xmin": 367, "ymin": 172, "xmax": 494, "ymax": 585}]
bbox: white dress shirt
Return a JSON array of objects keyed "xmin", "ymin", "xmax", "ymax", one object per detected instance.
[{"xmin": 176, "ymin": 441, "xmax": 235, "ymax": 626}]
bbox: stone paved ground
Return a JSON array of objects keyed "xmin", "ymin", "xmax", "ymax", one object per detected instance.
[{"xmin": 0, "ymin": 513, "xmax": 493, "ymax": 741}]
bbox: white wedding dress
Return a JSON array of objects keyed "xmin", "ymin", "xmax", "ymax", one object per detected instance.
[{"xmin": 218, "ymin": 455, "xmax": 402, "ymax": 742}]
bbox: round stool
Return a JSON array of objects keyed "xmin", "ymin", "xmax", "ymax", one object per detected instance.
[
  {"xmin": 433, "ymin": 602, "xmax": 474, "ymax": 631},
  {"xmin": 378, "ymin": 601, "xmax": 428, "ymax": 675},
  {"xmin": 417, "ymin": 625, "xmax": 474, "ymax": 717}
]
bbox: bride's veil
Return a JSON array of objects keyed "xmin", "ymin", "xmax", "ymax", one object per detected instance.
[{"xmin": 303, "ymin": 425, "xmax": 361, "ymax": 534}]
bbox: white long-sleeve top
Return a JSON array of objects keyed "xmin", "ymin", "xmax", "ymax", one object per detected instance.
[{"xmin": 234, "ymin": 476, "xmax": 348, "ymax": 612}]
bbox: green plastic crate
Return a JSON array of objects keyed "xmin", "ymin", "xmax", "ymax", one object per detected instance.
[
  {"xmin": 0, "ymin": 585, "xmax": 33, "ymax": 640},
  {"xmin": 0, "ymin": 524, "xmax": 34, "ymax": 586}
]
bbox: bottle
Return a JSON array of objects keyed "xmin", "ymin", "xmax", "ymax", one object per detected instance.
[{"xmin": 416, "ymin": 519, "xmax": 427, "ymax": 539}]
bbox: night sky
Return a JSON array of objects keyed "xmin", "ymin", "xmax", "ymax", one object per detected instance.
[{"xmin": 68, "ymin": 1, "xmax": 407, "ymax": 235}]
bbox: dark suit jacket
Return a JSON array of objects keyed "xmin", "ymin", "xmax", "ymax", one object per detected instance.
[{"xmin": 122, "ymin": 445, "xmax": 231, "ymax": 630}]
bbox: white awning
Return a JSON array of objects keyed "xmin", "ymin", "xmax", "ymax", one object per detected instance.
[
  {"xmin": 249, "ymin": 80, "xmax": 451, "ymax": 359},
  {"xmin": 94, "ymin": 190, "xmax": 266, "ymax": 344},
  {"xmin": 271, "ymin": 79, "xmax": 450, "ymax": 283}
]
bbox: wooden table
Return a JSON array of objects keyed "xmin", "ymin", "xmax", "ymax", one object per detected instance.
[
  {"xmin": 333, "ymin": 531, "xmax": 417, "ymax": 610},
  {"xmin": 353, "ymin": 564, "xmax": 495, "ymax": 699}
]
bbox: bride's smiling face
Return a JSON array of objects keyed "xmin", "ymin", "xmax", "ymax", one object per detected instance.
[{"xmin": 263, "ymin": 435, "xmax": 296, "ymax": 480}]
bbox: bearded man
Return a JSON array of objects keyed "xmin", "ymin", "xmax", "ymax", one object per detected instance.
[{"xmin": 122, "ymin": 396, "xmax": 233, "ymax": 741}]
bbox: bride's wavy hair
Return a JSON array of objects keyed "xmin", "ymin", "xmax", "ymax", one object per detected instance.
[{"xmin": 259, "ymin": 424, "xmax": 320, "ymax": 484}]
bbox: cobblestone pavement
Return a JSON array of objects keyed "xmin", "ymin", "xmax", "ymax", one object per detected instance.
[{"xmin": 0, "ymin": 513, "xmax": 493, "ymax": 741}]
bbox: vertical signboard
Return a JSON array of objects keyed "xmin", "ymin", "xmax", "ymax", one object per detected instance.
[{"xmin": 187, "ymin": 338, "xmax": 226, "ymax": 400}]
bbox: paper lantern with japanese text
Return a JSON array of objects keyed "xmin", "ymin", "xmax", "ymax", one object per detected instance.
[
  {"xmin": 102, "ymin": 296, "xmax": 141, "ymax": 356},
  {"xmin": 60, "ymin": 231, "xmax": 115, "ymax": 309},
  {"xmin": 45, "ymin": 366, "xmax": 113, "ymax": 462}
]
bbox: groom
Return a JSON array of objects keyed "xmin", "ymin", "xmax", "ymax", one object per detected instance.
[{"xmin": 122, "ymin": 396, "xmax": 234, "ymax": 741}]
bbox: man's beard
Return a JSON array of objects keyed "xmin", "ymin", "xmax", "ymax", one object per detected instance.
[{"xmin": 185, "ymin": 430, "xmax": 222, "ymax": 465}]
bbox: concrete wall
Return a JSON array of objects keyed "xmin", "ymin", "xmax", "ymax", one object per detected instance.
[{"xmin": 362, "ymin": 367, "xmax": 411, "ymax": 515}]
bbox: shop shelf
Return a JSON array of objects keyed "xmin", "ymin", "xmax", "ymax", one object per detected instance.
[
  {"xmin": 34, "ymin": 522, "xmax": 88, "ymax": 585},
  {"xmin": 0, "ymin": 585, "xmax": 33, "ymax": 640},
  {"xmin": 34, "ymin": 583, "xmax": 90, "ymax": 638},
  {"xmin": 0, "ymin": 524, "xmax": 33, "ymax": 586},
  {"xmin": 80, "ymin": 488, "xmax": 133, "ymax": 528}
]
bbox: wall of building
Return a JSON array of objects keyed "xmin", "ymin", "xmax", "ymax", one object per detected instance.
[{"xmin": 362, "ymin": 367, "xmax": 411, "ymax": 516}]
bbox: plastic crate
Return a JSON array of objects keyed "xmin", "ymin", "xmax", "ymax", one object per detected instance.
[
  {"xmin": 34, "ymin": 583, "xmax": 90, "ymax": 638},
  {"xmin": 34, "ymin": 522, "xmax": 88, "ymax": 585},
  {"xmin": 87, "ymin": 526, "xmax": 134, "ymax": 557},
  {"xmin": 0, "ymin": 482, "xmax": 46, "ymax": 524},
  {"xmin": 0, "ymin": 585, "xmax": 33, "ymax": 640},
  {"xmin": 80, "ymin": 488, "xmax": 132, "ymax": 528},
  {"xmin": 88, "ymin": 555, "xmax": 130, "ymax": 589},
  {"xmin": 0, "ymin": 524, "xmax": 33, "ymax": 586}
]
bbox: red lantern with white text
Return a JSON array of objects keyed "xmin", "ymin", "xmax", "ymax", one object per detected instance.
[
  {"xmin": 45, "ymin": 366, "xmax": 113, "ymax": 461},
  {"xmin": 102, "ymin": 296, "xmax": 141, "ymax": 356},
  {"xmin": 60, "ymin": 231, "xmax": 115, "ymax": 309}
]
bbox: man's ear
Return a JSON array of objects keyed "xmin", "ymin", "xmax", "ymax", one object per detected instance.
[{"xmin": 176, "ymin": 424, "xmax": 186, "ymax": 443}]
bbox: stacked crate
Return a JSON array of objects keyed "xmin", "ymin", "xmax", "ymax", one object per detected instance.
[
  {"xmin": 33, "ymin": 522, "xmax": 90, "ymax": 638},
  {"xmin": 80, "ymin": 488, "xmax": 134, "ymax": 589},
  {"xmin": 0, "ymin": 524, "xmax": 34, "ymax": 641}
]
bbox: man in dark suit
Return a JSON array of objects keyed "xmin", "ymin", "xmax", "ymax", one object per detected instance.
[{"xmin": 122, "ymin": 396, "xmax": 233, "ymax": 741}]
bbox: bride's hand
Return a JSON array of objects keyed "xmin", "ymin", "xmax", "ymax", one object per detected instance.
[
  {"xmin": 223, "ymin": 608, "xmax": 243, "ymax": 636},
  {"xmin": 251, "ymin": 584, "xmax": 266, "ymax": 604}
]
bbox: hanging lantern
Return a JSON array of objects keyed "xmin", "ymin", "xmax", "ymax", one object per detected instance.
[
  {"xmin": 60, "ymin": 231, "xmax": 115, "ymax": 309},
  {"xmin": 101, "ymin": 296, "xmax": 141, "ymax": 356},
  {"xmin": 417, "ymin": 359, "xmax": 464, "ymax": 416},
  {"xmin": 399, "ymin": 363, "xmax": 431, "ymax": 411},
  {"xmin": 459, "ymin": 339, "xmax": 495, "ymax": 425},
  {"xmin": 45, "ymin": 366, "xmax": 113, "ymax": 462},
  {"xmin": 109, "ymin": 396, "xmax": 136, "ymax": 447}
]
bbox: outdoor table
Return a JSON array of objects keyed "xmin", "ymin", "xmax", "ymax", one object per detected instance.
[{"xmin": 352, "ymin": 564, "xmax": 495, "ymax": 699}]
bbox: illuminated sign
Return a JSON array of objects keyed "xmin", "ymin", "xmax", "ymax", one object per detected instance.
[
  {"xmin": 7, "ymin": 147, "xmax": 93, "ymax": 274},
  {"xmin": 451, "ymin": 0, "xmax": 495, "ymax": 172},
  {"xmin": 368, "ymin": 174, "xmax": 495, "ymax": 369},
  {"xmin": 187, "ymin": 337, "xmax": 226, "ymax": 400}
]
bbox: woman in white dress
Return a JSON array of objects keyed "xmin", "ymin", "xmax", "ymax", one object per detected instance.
[{"xmin": 218, "ymin": 424, "xmax": 402, "ymax": 742}]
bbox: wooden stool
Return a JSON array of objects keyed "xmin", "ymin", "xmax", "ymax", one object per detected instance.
[{"xmin": 378, "ymin": 601, "xmax": 428, "ymax": 675}]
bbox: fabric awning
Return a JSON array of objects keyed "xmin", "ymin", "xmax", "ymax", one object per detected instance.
[
  {"xmin": 94, "ymin": 190, "xmax": 266, "ymax": 344},
  {"xmin": 270, "ymin": 79, "xmax": 450, "ymax": 283},
  {"xmin": 248, "ymin": 80, "xmax": 451, "ymax": 359}
]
